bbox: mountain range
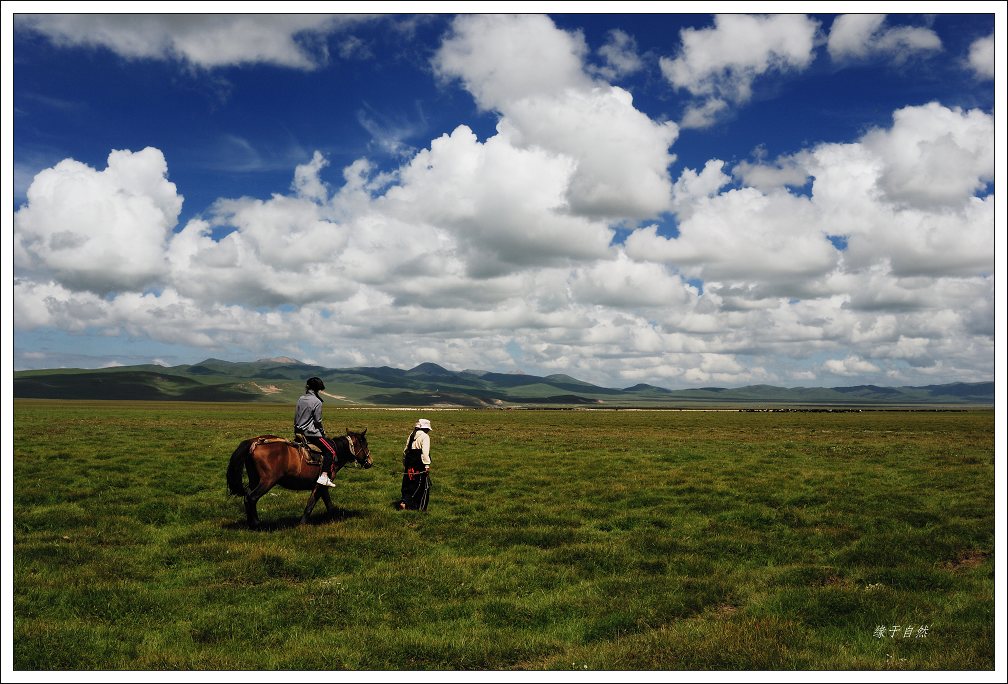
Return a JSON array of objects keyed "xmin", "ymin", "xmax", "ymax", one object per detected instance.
[{"xmin": 12, "ymin": 358, "xmax": 995, "ymax": 408}]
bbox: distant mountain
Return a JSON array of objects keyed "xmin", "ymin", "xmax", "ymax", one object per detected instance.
[
  {"xmin": 258, "ymin": 356, "xmax": 304, "ymax": 365},
  {"xmin": 12, "ymin": 359, "xmax": 994, "ymax": 408}
]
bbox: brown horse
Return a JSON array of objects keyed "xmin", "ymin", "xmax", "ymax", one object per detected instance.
[{"xmin": 227, "ymin": 429, "xmax": 373, "ymax": 528}]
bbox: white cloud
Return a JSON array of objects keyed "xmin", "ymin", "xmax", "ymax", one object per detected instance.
[
  {"xmin": 167, "ymin": 193, "xmax": 357, "ymax": 308},
  {"xmin": 13, "ymin": 147, "xmax": 182, "ymax": 294},
  {"xmin": 679, "ymin": 97, "xmax": 729, "ymax": 130},
  {"xmin": 13, "ymin": 279, "xmax": 74, "ymax": 330},
  {"xmin": 16, "ymin": 14, "xmax": 365, "ymax": 69},
  {"xmin": 685, "ymin": 103, "xmax": 994, "ymax": 283},
  {"xmin": 627, "ymin": 185, "xmax": 839, "ymax": 287},
  {"xmin": 671, "ymin": 159, "xmax": 732, "ymax": 212},
  {"xmin": 733, "ymin": 156, "xmax": 810, "ymax": 192},
  {"xmin": 660, "ymin": 14, "xmax": 818, "ymax": 128},
  {"xmin": 621, "ymin": 99, "xmax": 992, "ymax": 385},
  {"xmin": 569, "ymin": 251, "xmax": 695, "ymax": 310},
  {"xmin": 874, "ymin": 26, "xmax": 943, "ymax": 56},
  {"xmin": 827, "ymin": 14, "xmax": 941, "ymax": 62},
  {"xmin": 594, "ymin": 29, "xmax": 644, "ymax": 80},
  {"xmin": 826, "ymin": 14, "xmax": 886, "ymax": 60},
  {"xmin": 432, "ymin": 14, "xmax": 592, "ymax": 111},
  {"xmin": 433, "ymin": 14, "xmax": 678, "ymax": 220},
  {"xmin": 385, "ymin": 125, "xmax": 614, "ymax": 276},
  {"xmin": 823, "ymin": 355, "xmax": 881, "ymax": 376},
  {"xmin": 968, "ymin": 33, "xmax": 995, "ymax": 79},
  {"xmin": 846, "ymin": 195, "xmax": 994, "ymax": 279},
  {"xmin": 292, "ymin": 150, "xmax": 329, "ymax": 202},
  {"xmin": 498, "ymin": 87, "xmax": 678, "ymax": 219},
  {"xmin": 862, "ymin": 102, "xmax": 993, "ymax": 209}
]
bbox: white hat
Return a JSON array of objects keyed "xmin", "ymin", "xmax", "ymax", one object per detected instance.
[{"xmin": 414, "ymin": 418, "xmax": 432, "ymax": 430}]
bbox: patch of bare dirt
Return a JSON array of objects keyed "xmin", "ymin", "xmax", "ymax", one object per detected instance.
[{"xmin": 941, "ymin": 550, "xmax": 989, "ymax": 572}]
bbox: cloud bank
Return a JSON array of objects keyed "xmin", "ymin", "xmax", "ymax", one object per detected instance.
[{"xmin": 12, "ymin": 14, "xmax": 995, "ymax": 389}]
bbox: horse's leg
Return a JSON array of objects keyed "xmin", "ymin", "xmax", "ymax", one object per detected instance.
[
  {"xmin": 244, "ymin": 461, "xmax": 279, "ymax": 529},
  {"xmin": 245, "ymin": 480, "xmax": 274, "ymax": 529},
  {"xmin": 300, "ymin": 485, "xmax": 322, "ymax": 525}
]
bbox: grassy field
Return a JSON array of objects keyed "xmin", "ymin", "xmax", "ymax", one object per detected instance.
[{"xmin": 11, "ymin": 400, "xmax": 995, "ymax": 670}]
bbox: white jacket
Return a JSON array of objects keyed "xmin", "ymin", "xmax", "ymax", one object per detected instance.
[{"xmin": 405, "ymin": 429, "xmax": 431, "ymax": 466}]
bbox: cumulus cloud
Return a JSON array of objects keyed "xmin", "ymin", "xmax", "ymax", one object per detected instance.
[
  {"xmin": 569, "ymin": 251, "xmax": 696, "ymax": 310},
  {"xmin": 13, "ymin": 147, "xmax": 182, "ymax": 293},
  {"xmin": 384, "ymin": 125, "xmax": 614, "ymax": 276},
  {"xmin": 432, "ymin": 14, "xmax": 592, "ymax": 110},
  {"xmin": 968, "ymin": 33, "xmax": 995, "ymax": 79},
  {"xmin": 660, "ymin": 14, "xmax": 819, "ymax": 128},
  {"xmin": 633, "ymin": 103, "xmax": 993, "ymax": 283},
  {"xmin": 827, "ymin": 14, "xmax": 941, "ymax": 62},
  {"xmin": 627, "ymin": 186, "xmax": 839, "ymax": 288},
  {"xmin": 434, "ymin": 14, "xmax": 678, "ymax": 220},
  {"xmin": 167, "ymin": 198, "xmax": 357, "ymax": 308},
  {"xmin": 498, "ymin": 88, "xmax": 678, "ymax": 218},
  {"xmin": 857, "ymin": 100, "xmax": 994, "ymax": 202},
  {"xmin": 15, "ymin": 14, "xmax": 365, "ymax": 69},
  {"xmin": 623, "ymin": 100, "xmax": 992, "ymax": 384}
]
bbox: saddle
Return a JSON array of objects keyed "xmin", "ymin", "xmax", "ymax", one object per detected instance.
[{"xmin": 253, "ymin": 434, "xmax": 324, "ymax": 466}]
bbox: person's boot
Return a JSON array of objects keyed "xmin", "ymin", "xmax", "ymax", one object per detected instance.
[{"xmin": 317, "ymin": 470, "xmax": 336, "ymax": 487}]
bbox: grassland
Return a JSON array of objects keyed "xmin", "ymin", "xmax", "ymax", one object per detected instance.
[{"xmin": 12, "ymin": 400, "xmax": 995, "ymax": 670}]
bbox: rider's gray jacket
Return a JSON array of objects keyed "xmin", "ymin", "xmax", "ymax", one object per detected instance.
[{"xmin": 294, "ymin": 392, "xmax": 325, "ymax": 437}]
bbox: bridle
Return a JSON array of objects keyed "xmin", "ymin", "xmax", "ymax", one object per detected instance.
[{"xmin": 347, "ymin": 432, "xmax": 372, "ymax": 468}]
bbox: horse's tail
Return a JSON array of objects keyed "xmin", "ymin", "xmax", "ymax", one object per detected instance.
[{"xmin": 227, "ymin": 439, "xmax": 255, "ymax": 496}]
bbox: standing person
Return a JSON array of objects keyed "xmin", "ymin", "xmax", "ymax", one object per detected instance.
[
  {"xmin": 294, "ymin": 376, "xmax": 338, "ymax": 487},
  {"xmin": 398, "ymin": 418, "xmax": 432, "ymax": 511}
]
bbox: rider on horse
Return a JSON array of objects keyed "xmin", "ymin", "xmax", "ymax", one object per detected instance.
[{"xmin": 294, "ymin": 376, "xmax": 339, "ymax": 487}]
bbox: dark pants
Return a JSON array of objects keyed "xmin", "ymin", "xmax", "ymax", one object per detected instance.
[
  {"xmin": 400, "ymin": 468, "xmax": 431, "ymax": 511},
  {"xmin": 307, "ymin": 435, "xmax": 337, "ymax": 473}
]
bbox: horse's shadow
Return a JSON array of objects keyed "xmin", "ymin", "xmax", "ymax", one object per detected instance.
[{"xmin": 223, "ymin": 508, "xmax": 365, "ymax": 532}]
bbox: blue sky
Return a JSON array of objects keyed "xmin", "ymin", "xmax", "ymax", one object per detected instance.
[{"xmin": 6, "ymin": 5, "xmax": 1002, "ymax": 389}]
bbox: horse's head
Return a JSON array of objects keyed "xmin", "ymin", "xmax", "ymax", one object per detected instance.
[{"xmin": 347, "ymin": 428, "xmax": 373, "ymax": 469}]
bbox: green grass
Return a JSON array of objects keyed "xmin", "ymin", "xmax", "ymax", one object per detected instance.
[{"xmin": 13, "ymin": 400, "xmax": 995, "ymax": 670}]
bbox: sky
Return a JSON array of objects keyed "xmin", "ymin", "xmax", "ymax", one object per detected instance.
[{"xmin": 4, "ymin": 3, "xmax": 1004, "ymax": 390}]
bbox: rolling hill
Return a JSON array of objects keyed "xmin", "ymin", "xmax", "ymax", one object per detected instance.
[{"xmin": 12, "ymin": 358, "xmax": 995, "ymax": 408}]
